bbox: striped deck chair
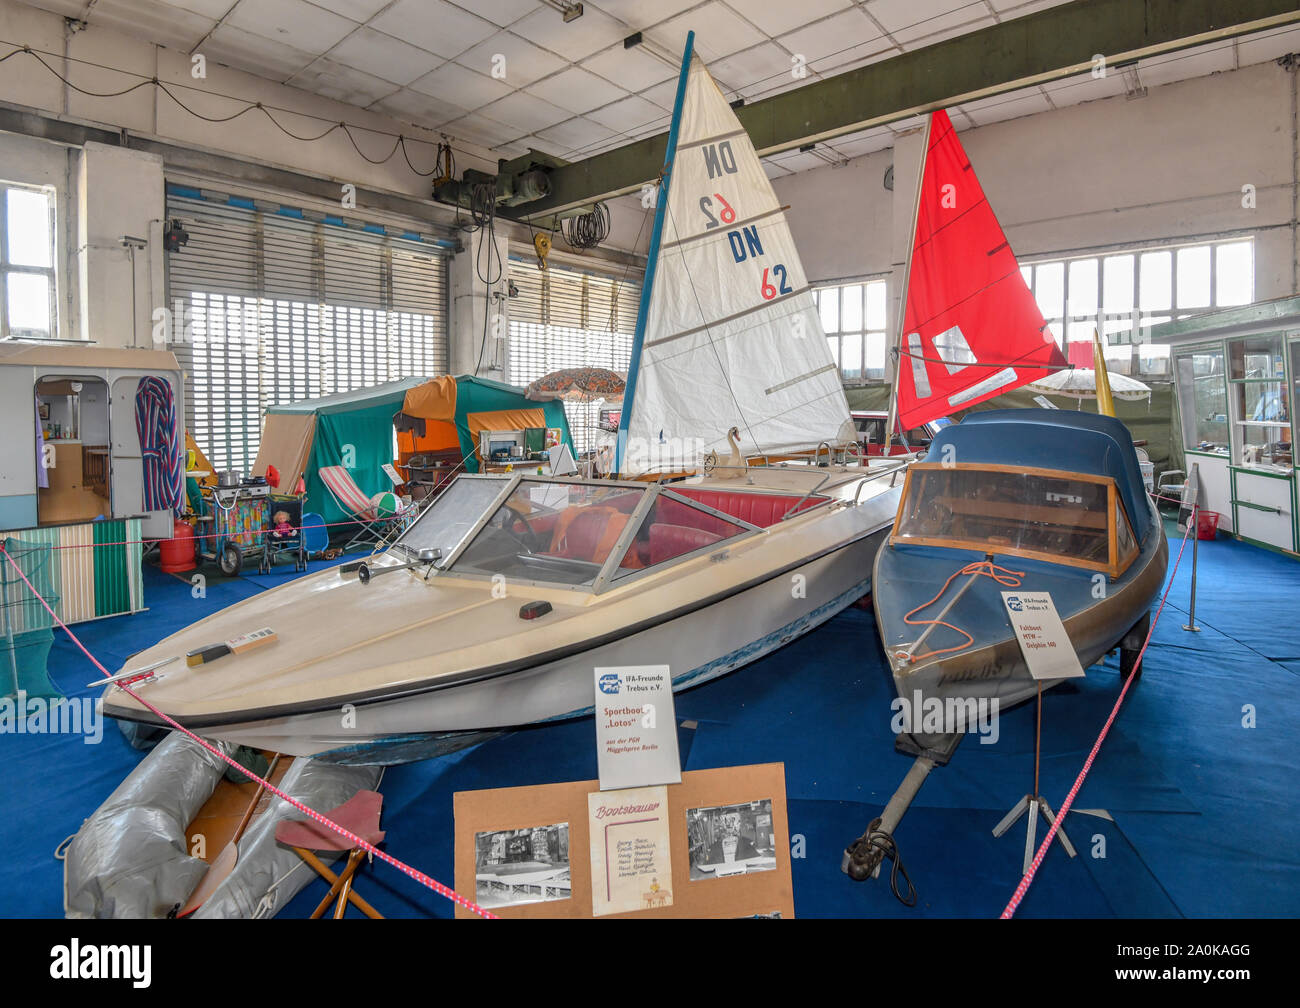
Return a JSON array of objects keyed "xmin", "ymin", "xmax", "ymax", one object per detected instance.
[{"xmin": 318, "ymin": 466, "xmax": 411, "ymax": 552}]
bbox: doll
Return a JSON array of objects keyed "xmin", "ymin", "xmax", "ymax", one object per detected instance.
[{"xmin": 271, "ymin": 510, "xmax": 295, "ymax": 539}]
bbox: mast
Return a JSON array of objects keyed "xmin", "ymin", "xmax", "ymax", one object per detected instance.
[
  {"xmin": 883, "ymin": 113, "xmax": 934, "ymax": 454},
  {"xmin": 615, "ymin": 32, "xmax": 695, "ymax": 476}
]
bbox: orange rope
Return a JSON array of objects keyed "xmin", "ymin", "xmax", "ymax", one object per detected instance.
[{"xmin": 897, "ymin": 560, "xmax": 1026, "ymax": 663}]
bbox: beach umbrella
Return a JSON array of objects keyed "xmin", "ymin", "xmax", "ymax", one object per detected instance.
[
  {"xmin": 525, "ymin": 367, "xmax": 625, "ymax": 404},
  {"xmin": 1025, "ymin": 367, "xmax": 1151, "ymax": 406}
]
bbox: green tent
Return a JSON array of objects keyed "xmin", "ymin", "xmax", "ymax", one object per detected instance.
[{"xmin": 253, "ymin": 375, "xmax": 574, "ymax": 526}]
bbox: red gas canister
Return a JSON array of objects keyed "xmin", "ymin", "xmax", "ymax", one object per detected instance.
[{"xmin": 160, "ymin": 518, "xmax": 197, "ymax": 573}]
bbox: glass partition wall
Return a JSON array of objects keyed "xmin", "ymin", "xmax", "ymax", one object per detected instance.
[{"xmin": 1228, "ymin": 333, "xmax": 1292, "ymax": 471}]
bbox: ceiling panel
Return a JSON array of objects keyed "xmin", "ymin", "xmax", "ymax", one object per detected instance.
[
  {"xmin": 583, "ymin": 43, "xmax": 677, "ymax": 92},
  {"xmin": 585, "ymin": 93, "xmax": 669, "ymax": 133},
  {"xmin": 226, "ymin": 0, "xmax": 357, "ymax": 56},
  {"xmin": 1237, "ymin": 23, "xmax": 1300, "ymax": 67},
  {"xmin": 894, "ymin": 9, "xmax": 994, "ymax": 48},
  {"xmin": 369, "ymin": 0, "xmax": 498, "ymax": 62},
  {"xmin": 533, "ymin": 116, "xmax": 619, "ymax": 157},
  {"xmin": 708, "ymin": 41, "xmax": 792, "ymax": 97},
  {"xmin": 987, "ymin": 0, "xmax": 1073, "ymax": 14},
  {"xmin": 1138, "ymin": 46, "xmax": 1237, "ymax": 90},
  {"xmin": 778, "ymin": 8, "xmax": 883, "ymax": 64},
  {"xmin": 591, "ymin": 0, "xmax": 702, "ymax": 29},
  {"xmin": 455, "ymin": 32, "xmax": 568, "ymax": 87},
  {"xmin": 204, "ymin": 23, "xmax": 319, "ymax": 80},
  {"xmin": 285, "ymin": 58, "xmax": 399, "ymax": 106},
  {"xmin": 409, "ymin": 62, "xmax": 513, "ymax": 110},
  {"xmin": 479, "ymin": 91, "xmax": 571, "ymax": 134},
  {"xmin": 810, "ymin": 39, "xmax": 899, "ymax": 76},
  {"xmin": 158, "ymin": 0, "xmax": 232, "ymax": 18},
  {"xmin": 867, "ymin": 0, "xmax": 978, "ymax": 34},
  {"xmin": 455, "ymin": 0, "xmax": 540, "ymax": 29},
  {"xmin": 529, "ymin": 66, "xmax": 630, "ymax": 115},
  {"xmin": 69, "ymin": 0, "xmax": 215, "ymax": 51},
  {"xmin": 650, "ymin": 2, "xmax": 769, "ymax": 62},
  {"xmin": 325, "ymin": 26, "xmax": 442, "ymax": 85},
  {"xmin": 828, "ymin": 125, "xmax": 896, "ymax": 157},
  {"xmin": 441, "ymin": 113, "xmax": 521, "ymax": 149},
  {"xmin": 511, "ymin": 5, "xmax": 627, "ymax": 62},
  {"xmin": 303, "ymin": 1, "xmax": 390, "ymax": 21},
  {"xmin": 725, "ymin": 0, "xmax": 852, "ymax": 39},
  {"xmin": 1040, "ymin": 70, "xmax": 1130, "ymax": 105},
  {"xmin": 958, "ymin": 87, "xmax": 1053, "ymax": 125},
  {"xmin": 372, "ymin": 88, "xmax": 467, "ymax": 129}
]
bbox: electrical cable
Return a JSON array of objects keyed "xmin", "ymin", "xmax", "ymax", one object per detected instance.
[
  {"xmin": 563, "ymin": 201, "xmax": 610, "ymax": 249},
  {"xmin": 845, "ymin": 818, "xmax": 917, "ymax": 907},
  {"xmin": 0, "ymin": 39, "xmax": 452, "ymax": 174}
]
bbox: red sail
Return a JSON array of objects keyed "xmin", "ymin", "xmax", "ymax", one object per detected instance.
[{"xmin": 896, "ymin": 110, "xmax": 1067, "ymax": 430}]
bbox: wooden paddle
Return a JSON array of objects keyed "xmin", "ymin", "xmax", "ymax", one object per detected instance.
[{"xmin": 177, "ymin": 753, "xmax": 281, "ymax": 918}]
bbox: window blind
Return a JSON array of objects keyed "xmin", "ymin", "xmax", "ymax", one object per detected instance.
[
  {"xmin": 166, "ymin": 194, "xmax": 450, "ymax": 473},
  {"xmin": 506, "ymin": 254, "xmax": 641, "ymax": 452}
]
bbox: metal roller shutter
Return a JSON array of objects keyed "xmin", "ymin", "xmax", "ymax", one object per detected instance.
[
  {"xmin": 507, "ymin": 254, "xmax": 641, "ymax": 452},
  {"xmin": 165, "ymin": 193, "xmax": 450, "ymax": 473}
]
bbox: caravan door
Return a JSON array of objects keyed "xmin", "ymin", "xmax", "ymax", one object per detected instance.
[{"xmin": 110, "ymin": 373, "xmax": 178, "ymax": 540}]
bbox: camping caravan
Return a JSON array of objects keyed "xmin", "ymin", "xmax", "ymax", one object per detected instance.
[
  {"xmin": 252, "ymin": 375, "xmax": 574, "ymax": 528},
  {"xmin": 0, "ymin": 343, "xmax": 185, "ymax": 624}
]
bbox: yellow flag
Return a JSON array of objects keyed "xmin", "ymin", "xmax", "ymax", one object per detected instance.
[{"xmin": 1092, "ymin": 331, "xmax": 1116, "ymax": 417}]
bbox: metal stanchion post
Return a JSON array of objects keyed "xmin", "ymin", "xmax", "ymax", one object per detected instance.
[{"xmin": 1183, "ymin": 464, "xmax": 1201, "ymax": 633}]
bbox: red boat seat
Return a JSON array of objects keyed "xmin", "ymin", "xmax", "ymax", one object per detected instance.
[
  {"xmin": 647, "ymin": 523, "xmax": 723, "ymax": 565},
  {"xmin": 549, "ymin": 506, "xmax": 632, "ymax": 563},
  {"xmin": 661, "ymin": 489, "xmax": 825, "ymax": 532}
]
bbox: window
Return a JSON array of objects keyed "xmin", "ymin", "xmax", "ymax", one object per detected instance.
[
  {"xmin": 166, "ymin": 194, "xmax": 450, "ymax": 473},
  {"xmin": 1174, "ymin": 348, "xmax": 1229, "ymax": 454},
  {"xmin": 1022, "ymin": 237, "xmax": 1254, "ymax": 376},
  {"xmin": 507, "ymin": 257, "xmax": 640, "ymax": 453},
  {"xmin": 893, "ymin": 463, "xmax": 1136, "ymax": 578},
  {"xmin": 813, "ymin": 278, "xmax": 888, "ymax": 383},
  {"xmin": 2, "ymin": 183, "xmax": 57, "ymax": 339}
]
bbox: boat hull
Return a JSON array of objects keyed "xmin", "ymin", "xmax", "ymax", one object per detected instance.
[
  {"xmin": 169, "ymin": 526, "xmax": 888, "ymax": 763},
  {"xmin": 874, "ymin": 498, "xmax": 1169, "ymax": 715}
]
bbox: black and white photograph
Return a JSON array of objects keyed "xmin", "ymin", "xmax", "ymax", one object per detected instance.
[
  {"xmin": 687, "ymin": 800, "xmax": 777, "ymax": 880},
  {"xmin": 473, "ymin": 823, "xmax": 571, "ymax": 910}
]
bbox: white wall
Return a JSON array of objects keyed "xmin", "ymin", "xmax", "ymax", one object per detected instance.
[{"xmin": 776, "ymin": 60, "xmax": 1299, "ymax": 306}]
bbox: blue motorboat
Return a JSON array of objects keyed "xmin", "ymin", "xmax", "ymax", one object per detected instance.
[{"xmin": 873, "ymin": 409, "xmax": 1169, "ymax": 722}]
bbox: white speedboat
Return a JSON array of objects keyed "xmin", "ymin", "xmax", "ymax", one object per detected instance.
[
  {"xmin": 103, "ymin": 35, "xmax": 907, "ymax": 763},
  {"xmin": 104, "ymin": 464, "xmax": 903, "ymax": 762}
]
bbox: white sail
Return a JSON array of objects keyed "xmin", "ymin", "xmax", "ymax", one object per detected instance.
[{"xmin": 620, "ymin": 52, "xmax": 855, "ymax": 476}]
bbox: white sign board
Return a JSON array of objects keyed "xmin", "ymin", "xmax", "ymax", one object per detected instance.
[
  {"xmin": 587, "ymin": 785, "xmax": 673, "ymax": 917},
  {"xmin": 381, "ymin": 463, "xmax": 402, "ymax": 485},
  {"xmin": 594, "ymin": 665, "xmax": 682, "ymax": 791},
  {"xmin": 1000, "ymin": 592, "xmax": 1086, "ymax": 681}
]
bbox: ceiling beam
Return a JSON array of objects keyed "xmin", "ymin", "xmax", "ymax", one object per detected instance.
[{"xmin": 509, "ymin": 0, "xmax": 1300, "ymax": 220}]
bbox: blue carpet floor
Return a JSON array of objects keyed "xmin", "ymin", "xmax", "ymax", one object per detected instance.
[{"xmin": 2, "ymin": 530, "xmax": 1297, "ymax": 919}]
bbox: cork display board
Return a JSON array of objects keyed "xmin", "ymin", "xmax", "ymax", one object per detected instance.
[{"xmin": 454, "ymin": 763, "xmax": 793, "ymax": 919}]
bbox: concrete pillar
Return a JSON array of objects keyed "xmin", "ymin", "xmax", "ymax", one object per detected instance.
[
  {"xmin": 75, "ymin": 142, "xmax": 164, "ymax": 348},
  {"xmin": 448, "ymin": 225, "xmax": 510, "ymax": 378}
]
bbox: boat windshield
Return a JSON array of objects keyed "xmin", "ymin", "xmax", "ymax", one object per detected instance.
[
  {"xmin": 892, "ymin": 463, "xmax": 1139, "ymax": 577},
  {"xmin": 394, "ymin": 475, "xmax": 512, "ymax": 563},
  {"xmin": 450, "ymin": 480, "xmax": 650, "ymax": 587}
]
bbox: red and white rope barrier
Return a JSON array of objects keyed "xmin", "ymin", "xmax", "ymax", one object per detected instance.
[
  {"xmin": 0, "ymin": 544, "xmax": 496, "ymax": 919},
  {"xmin": 999, "ymin": 513, "xmax": 1197, "ymax": 918}
]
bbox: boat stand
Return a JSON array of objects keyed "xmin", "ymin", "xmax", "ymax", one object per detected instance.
[{"xmin": 992, "ymin": 682, "xmax": 1076, "ymax": 874}]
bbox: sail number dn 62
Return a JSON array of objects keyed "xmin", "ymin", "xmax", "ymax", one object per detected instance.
[{"xmin": 698, "ymin": 139, "xmax": 792, "ymax": 302}]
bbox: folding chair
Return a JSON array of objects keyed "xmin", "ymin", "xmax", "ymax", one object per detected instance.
[
  {"xmin": 318, "ymin": 466, "xmax": 411, "ymax": 552},
  {"xmin": 274, "ymin": 790, "xmax": 386, "ymax": 919}
]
